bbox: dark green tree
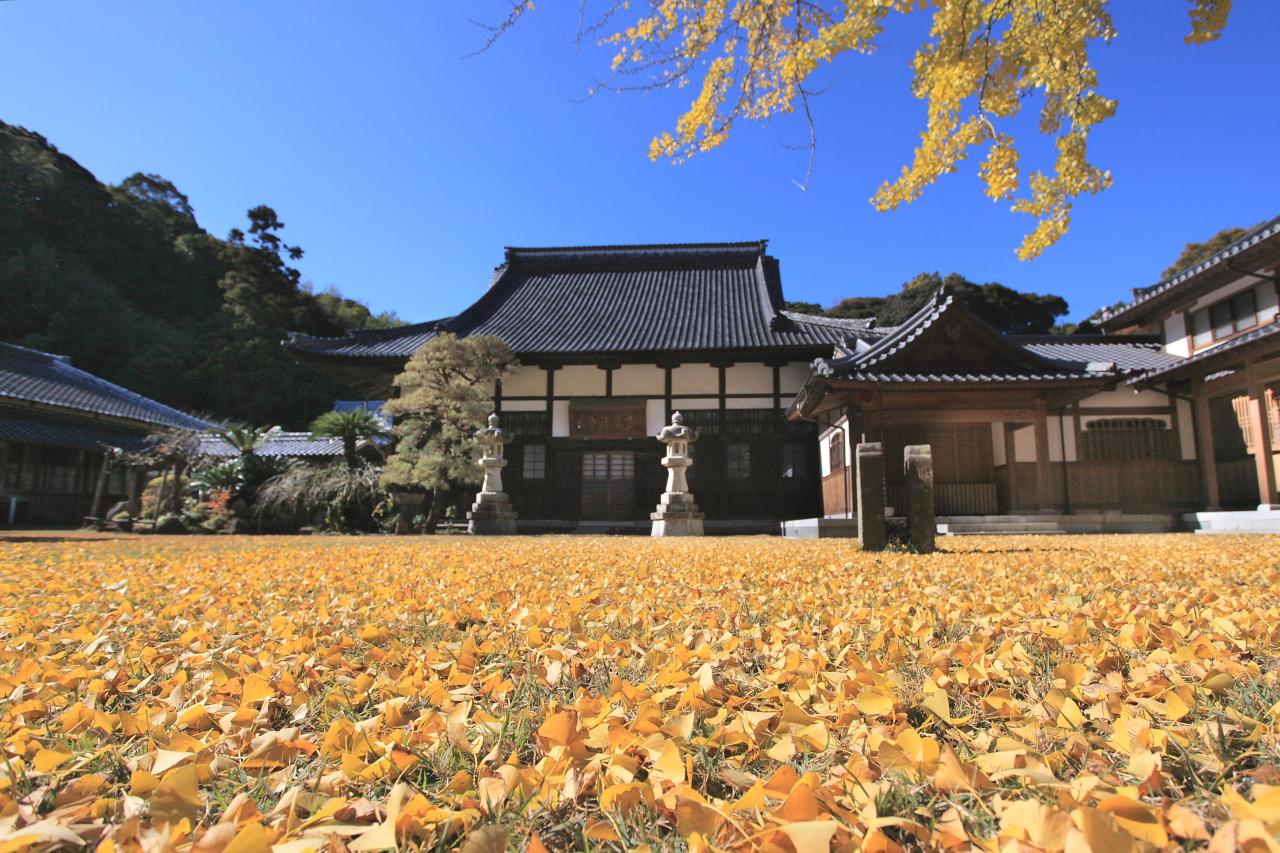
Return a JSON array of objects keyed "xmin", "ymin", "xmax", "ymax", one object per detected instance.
[
  {"xmin": 381, "ymin": 334, "xmax": 518, "ymax": 531},
  {"xmin": 824, "ymin": 273, "xmax": 1069, "ymax": 334},
  {"xmin": 1161, "ymin": 222, "xmax": 1266, "ymax": 279},
  {"xmin": 310, "ymin": 409, "xmax": 389, "ymax": 470}
]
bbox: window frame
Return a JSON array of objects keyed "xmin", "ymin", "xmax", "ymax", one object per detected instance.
[
  {"xmin": 521, "ymin": 443, "xmax": 546, "ymax": 480},
  {"xmin": 725, "ymin": 442, "xmax": 751, "ymax": 479},
  {"xmin": 1189, "ymin": 285, "xmax": 1261, "ymax": 351}
]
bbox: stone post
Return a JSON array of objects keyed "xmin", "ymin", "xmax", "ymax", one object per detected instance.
[
  {"xmin": 904, "ymin": 444, "xmax": 936, "ymax": 553},
  {"xmin": 651, "ymin": 412, "xmax": 704, "ymax": 536},
  {"xmin": 468, "ymin": 413, "xmax": 518, "ymax": 535},
  {"xmin": 855, "ymin": 442, "xmax": 886, "ymax": 551}
]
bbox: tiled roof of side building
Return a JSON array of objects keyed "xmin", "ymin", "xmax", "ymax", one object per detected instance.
[
  {"xmin": 815, "ymin": 287, "xmax": 1178, "ymax": 383},
  {"xmin": 1127, "ymin": 321, "xmax": 1280, "ymax": 384},
  {"xmin": 0, "ymin": 342, "xmax": 210, "ymax": 430},
  {"xmin": 0, "ymin": 412, "xmax": 156, "ymax": 452},
  {"xmin": 287, "ymin": 243, "xmax": 865, "ymax": 359},
  {"xmin": 197, "ymin": 431, "xmax": 349, "ymax": 458},
  {"xmin": 1099, "ymin": 213, "xmax": 1280, "ymax": 327}
]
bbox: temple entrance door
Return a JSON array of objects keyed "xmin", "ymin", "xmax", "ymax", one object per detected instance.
[{"xmin": 581, "ymin": 451, "xmax": 636, "ymax": 519}]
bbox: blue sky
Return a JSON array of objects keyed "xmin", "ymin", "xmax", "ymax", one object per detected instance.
[{"xmin": 4, "ymin": 2, "xmax": 1277, "ymax": 322}]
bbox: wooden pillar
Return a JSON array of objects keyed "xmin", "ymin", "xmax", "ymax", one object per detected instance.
[
  {"xmin": 1246, "ymin": 383, "xmax": 1278, "ymax": 510},
  {"xmin": 1191, "ymin": 376, "xmax": 1222, "ymax": 510},
  {"xmin": 1003, "ymin": 423, "xmax": 1019, "ymax": 512},
  {"xmin": 126, "ymin": 467, "xmax": 143, "ymax": 517},
  {"xmin": 1033, "ymin": 405, "xmax": 1056, "ymax": 512}
]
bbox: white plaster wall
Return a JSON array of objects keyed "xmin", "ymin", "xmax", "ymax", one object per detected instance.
[
  {"xmin": 674, "ymin": 397, "xmax": 719, "ymax": 410},
  {"xmin": 501, "ymin": 399, "xmax": 546, "ymax": 412},
  {"xmin": 1060, "ymin": 415, "xmax": 1078, "ymax": 463},
  {"xmin": 725, "ymin": 397, "xmax": 775, "ymax": 410},
  {"xmin": 645, "ymin": 399, "xmax": 666, "ymax": 435},
  {"xmin": 1013, "ymin": 425, "xmax": 1037, "ymax": 462},
  {"xmin": 551, "ymin": 400, "xmax": 571, "ymax": 437},
  {"xmin": 1163, "ymin": 314, "xmax": 1190, "ymax": 357},
  {"xmin": 991, "ymin": 422, "xmax": 1006, "ymax": 466},
  {"xmin": 725, "ymin": 363, "xmax": 773, "ymax": 394},
  {"xmin": 1176, "ymin": 398, "xmax": 1197, "ymax": 460},
  {"xmin": 1189, "ymin": 275, "xmax": 1271, "ymax": 313},
  {"xmin": 671, "ymin": 363, "xmax": 719, "ymax": 395},
  {"xmin": 1047, "ymin": 417, "xmax": 1063, "ymax": 462},
  {"xmin": 613, "ymin": 364, "xmax": 665, "ymax": 396},
  {"xmin": 1259, "ymin": 282, "xmax": 1279, "ymax": 323},
  {"xmin": 503, "ymin": 366, "xmax": 546, "ymax": 397},
  {"xmin": 556, "ymin": 365, "xmax": 606, "ymax": 396},
  {"xmin": 818, "ymin": 432, "xmax": 832, "ymax": 476},
  {"xmin": 779, "ymin": 363, "xmax": 812, "ymax": 395},
  {"xmin": 1079, "ymin": 388, "xmax": 1171, "ymax": 408}
]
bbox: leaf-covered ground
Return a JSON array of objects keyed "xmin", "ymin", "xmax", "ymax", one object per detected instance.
[{"xmin": 1, "ymin": 534, "xmax": 1278, "ymax": 852}]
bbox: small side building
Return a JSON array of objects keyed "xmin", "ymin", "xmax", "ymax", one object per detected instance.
[
  {"xmin": 1100, "ymin": 215, "xmax": 1280, "ymax": 530},
  {"xmin": 789, "ymin": 286, "xmax": 1192, "ymax": 522},
  {"xmin": 0, "ymin": 342, "xmax": 209, "ymax": 525}
]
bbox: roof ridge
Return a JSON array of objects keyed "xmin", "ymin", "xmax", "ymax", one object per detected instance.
[
  {"xmin": 1101, "ymin": 212, "xmax": 1280, "ymax": 323},
  {"xmin": 505, "ymin": 240, "xmax": 768, "ymax": 256}
]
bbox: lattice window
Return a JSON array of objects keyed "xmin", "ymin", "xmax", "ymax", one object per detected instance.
[
  {"xmin": 726, "ymin": 442, "xmax": 751, "ymax": 478},
  {"xmin": 500, "ymin": 411, "xmax": 549, "ymax": 436},
  {"xmin": 1080, "ymin": 418, "xmax": 1177, "ymax": 461},
  {"xmin": 782, "ymin": 443, "xmax": 805, "ymax": 479},
  {"xmin": 1211, "ymin": 395, "xmax": 1250, "ymax": 460},
  {"xmin": 522, "ymin": 444, "xmax": 546, "ymax": 479},
  {"xmin": 680, "ymin": 410, "xmax": 720, "ymax": 435},
  {"xmin": 828, "ymin": 434, "xmax": 845, "ymax": 472},
  {"xmin": 723, "ymin": 409, "xmax": 780, "ymax": 435}
]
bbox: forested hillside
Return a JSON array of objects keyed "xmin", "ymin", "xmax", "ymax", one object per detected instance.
[{"xmin": 1, "ymin": 121, "xmax": 399, "ymax": 428}]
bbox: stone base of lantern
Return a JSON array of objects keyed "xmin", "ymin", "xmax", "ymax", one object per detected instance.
[
  {"xmin": 468, "ymin": 492, "xmax": 518, "ymax": 535},
  {"xmin": 650, "ymin": 492, "xmax": 704, "ymax": 537}
]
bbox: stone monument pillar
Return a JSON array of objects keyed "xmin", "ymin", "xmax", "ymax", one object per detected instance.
[
  {"xmin": 468, "ymin": 413, "xmax": 518, "ymax": 535},
  {"xmin": 650, "ymin": 412, "xmax": 704, "ymax": 536},
  {"xmin": 904, "ymin": 444, "xmax": 936, "ymax": 553},
  {"xmin": 855, "ymin": 442, "xmax": 887, "ymax": 551}
]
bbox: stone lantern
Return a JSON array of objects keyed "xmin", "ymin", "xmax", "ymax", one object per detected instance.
[
  {"xmin": 650, "ymin": 411, "xmax": 704, "ymax": 536},
  {"xmin": 468, "ymin": 413, "xmax": 518, "ymax": 535}
]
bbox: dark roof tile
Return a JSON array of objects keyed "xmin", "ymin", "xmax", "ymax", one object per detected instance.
[{"xmin": 0, "ymin": 342, "xmax": 210, "ymax": 430}]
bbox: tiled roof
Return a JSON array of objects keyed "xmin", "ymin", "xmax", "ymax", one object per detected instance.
[
  {"xmin": 1014, "ymin": 337, "xmax": 1182, "ymax": 372},
  {"xmin": 1099, "ymin": 214, "xmax": 1280, "ymax": 327},
  {"xmin": 197, "ymin": 431, "xmax": 348, "ymax": 459},
  {"xmin": 1129, "ymin": 321, "xmax": 1280, "ymax": 384},
  {"xmin": 816, "ymin": 287, "xmax": 1173, "ymax": 384},
  {"xmin": 0, "ymin": 342, "xmax": 209, "ymax": 430},
  {"xmin": 0, "ymin": 412, "xmax": 153, "ymax": 452},
  {"xmin": 287, "ymin": 243, "xmax": 862, "ymax": 360}
]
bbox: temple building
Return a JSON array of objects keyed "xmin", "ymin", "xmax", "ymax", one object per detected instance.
[
  {"xmin": 0, "ymin": 342, "xmax": 209, "ymax": 525},
  {"xmin": 288, "ymin": 222, "xmax": 1280, "ymax": 533},
  {"xmin": 288, "ymin": 242, "xmax": 867, "ymax": 531}
]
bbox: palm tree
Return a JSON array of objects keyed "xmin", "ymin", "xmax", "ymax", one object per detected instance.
[{"xmin": 309, "ymin": 409, "xmax": 388, "ymax": 469}]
